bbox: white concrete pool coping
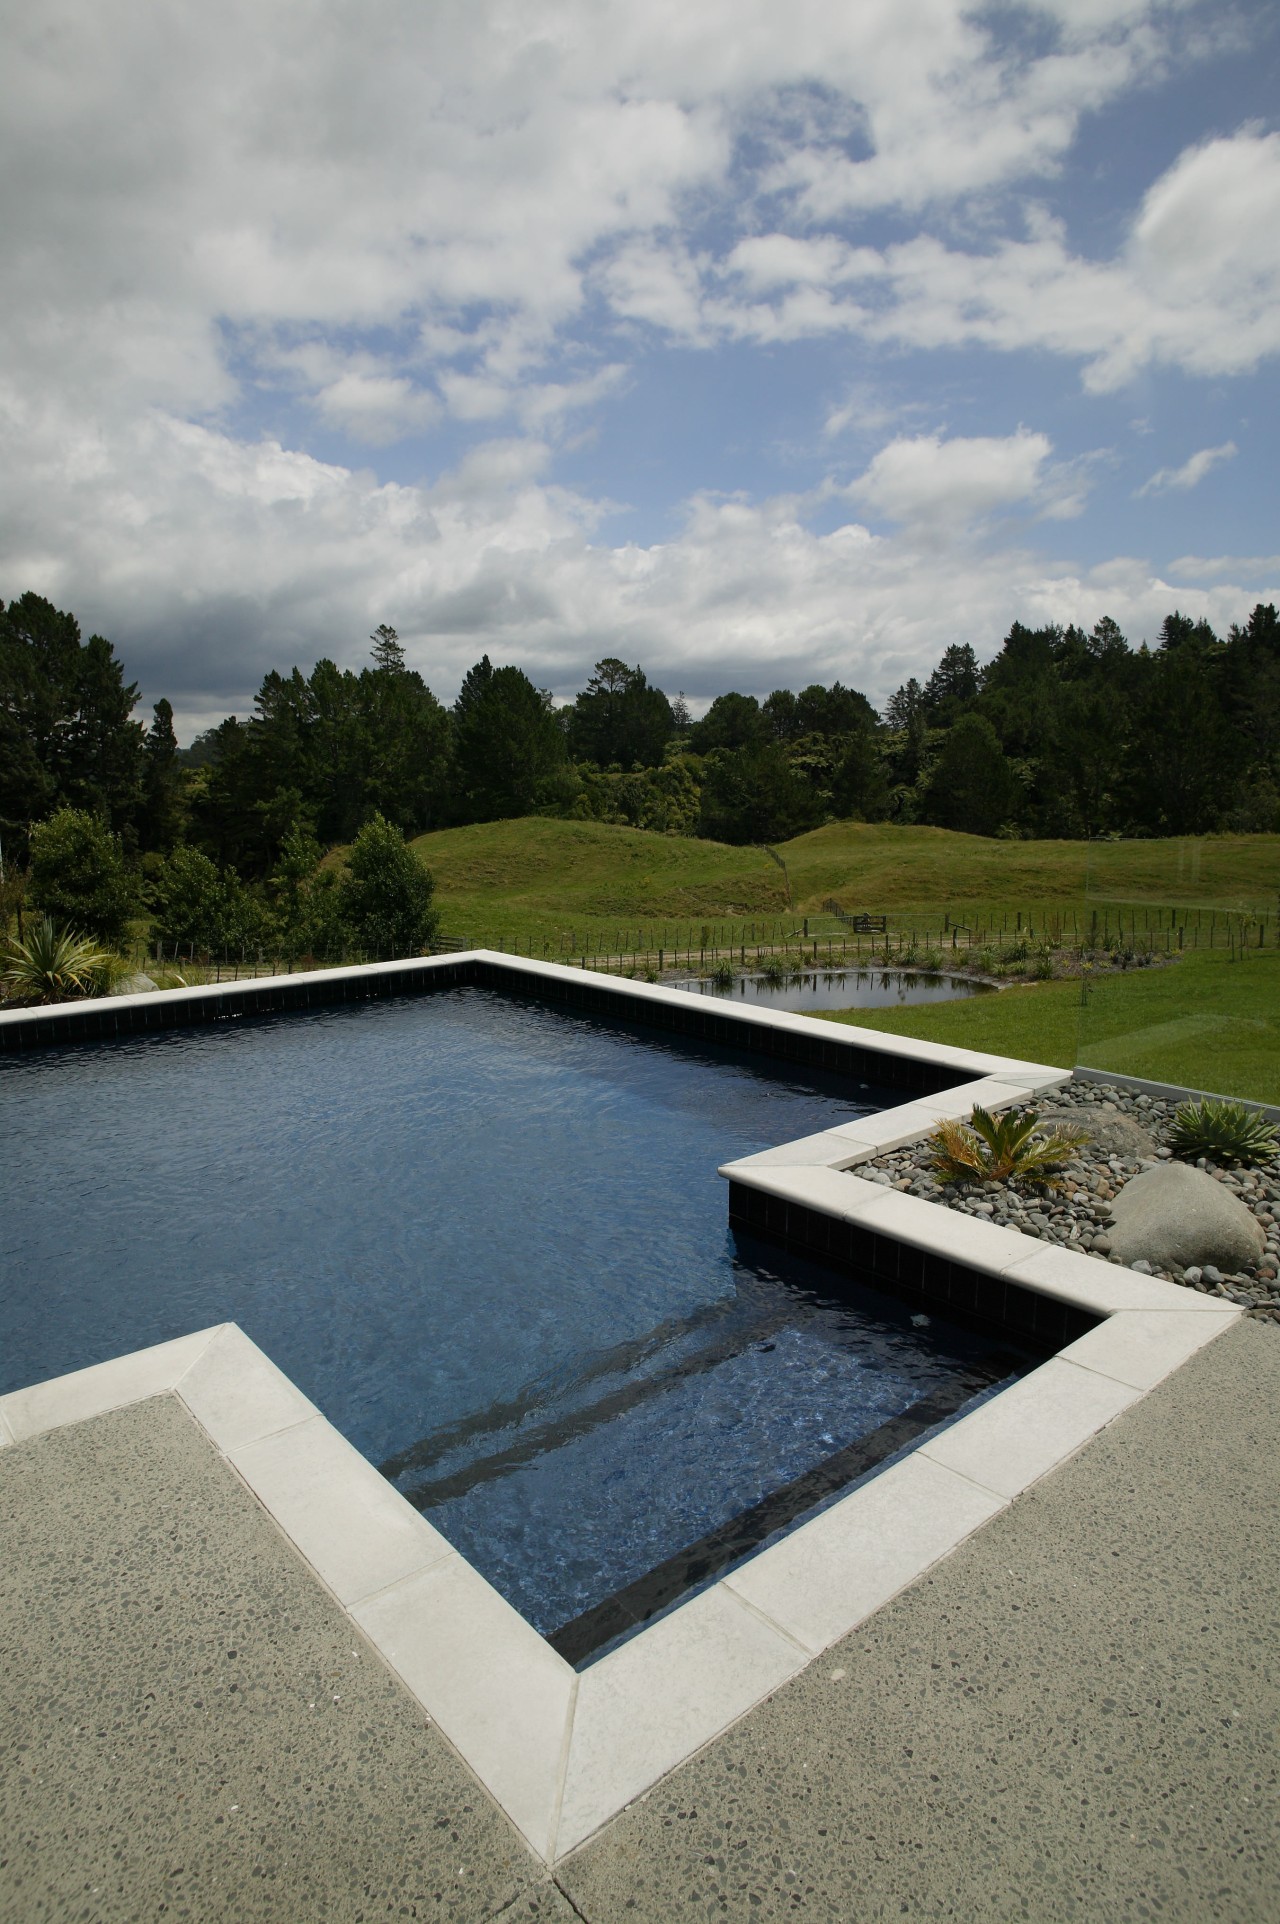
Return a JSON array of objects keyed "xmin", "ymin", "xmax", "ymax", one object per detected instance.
[{"xmin": 0, "ymin": 951, "xmax": 1240, "ymax": 1865}]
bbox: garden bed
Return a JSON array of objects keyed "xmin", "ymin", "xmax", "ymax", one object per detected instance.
[{"xmin": 855, "ymin": 1079, "xmax": 1280, "ymax": 1320}]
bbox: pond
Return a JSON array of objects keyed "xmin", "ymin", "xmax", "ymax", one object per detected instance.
[
  {"xmin": 1, "ymin": 983, "xmax": 1037, "ymax": 1662},
  {"xmin": 675, "ymin": 966, "xmax": 996, "ymax": 1014}
]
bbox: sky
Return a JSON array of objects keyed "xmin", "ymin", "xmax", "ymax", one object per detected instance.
[{"xmin": 3, "ymin": 0, "xmax": 1279, "ymax": 742}]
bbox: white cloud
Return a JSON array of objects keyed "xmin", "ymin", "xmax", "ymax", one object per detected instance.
[
  {"xmin": 1136, "ymin": 441, "xmax": 1238, "ymax": 497},
  {"xmin": 3, "ymin": 388, "xmax": 1253, "ymax": 741},
  {"xmin": 0, "ymin": 0, "xmax": 1206, "ymax": 436},
  {"xmin": 847, "ymin": 430, "xmax": 1057, "ymax": 530},
  {"xmin": 607, "ymin": 131, "xmax": 1280, "ymax": 391},
  {"xmin": 1168, "ymin": 553, "xmax": 1280, "ymax": 583}
]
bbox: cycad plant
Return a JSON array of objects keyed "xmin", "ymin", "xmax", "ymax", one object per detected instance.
[
  {"xmin": 929, "ymin": 1105, "xmax": 1091, "ymax": 1189},
  {"xmin": 1, "ymin": 918, "xmax": 112, "ymax": 1003},
  {"xmin": 1169, "ymin": 1098, "xmax": 1277, "ymax": 1167}
]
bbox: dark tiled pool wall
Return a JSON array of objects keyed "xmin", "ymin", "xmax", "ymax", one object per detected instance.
[
  {"xmin": 0, "ymin": 960, "xmax": 475, "ymax": 1049},
  {"xmin": 728, "ymin": 1180, "xmax": 1099, "ymax": 1349},
  {"xmin": 471, "ymin": 961, "xmax": 963, "ymax": 1097},
  {"xmin": 0, "ymin": 956, "xmax": 964, "ymax": 1098}
]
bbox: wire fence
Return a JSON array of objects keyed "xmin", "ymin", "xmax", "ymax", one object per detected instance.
[{"xmin": 130, "ymin": 900, "xmax": 1276, "ymax": 986}]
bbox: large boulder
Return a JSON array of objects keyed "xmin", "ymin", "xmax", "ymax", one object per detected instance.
[
  {"xmin": 109, "ymin": 972, "xmax": 157, "ymax": 996},
  {"xmin": 1039, "ymin": 1102, "xmax": 1155, "ymax": 1160},
  {"xmin": 1108, "ymin": 1163, "xmax": 1265, "ymax": 1272}
]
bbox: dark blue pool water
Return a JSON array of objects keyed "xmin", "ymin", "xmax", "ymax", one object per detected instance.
[{"xmin": 1, "ymin": 986, "xmax": 1033, "ymax": 1656}]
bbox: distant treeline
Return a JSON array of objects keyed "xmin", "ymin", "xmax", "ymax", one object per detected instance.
[{"xmin": 2, "ymin": 593, "xmax": 1278, "ymax": 901}]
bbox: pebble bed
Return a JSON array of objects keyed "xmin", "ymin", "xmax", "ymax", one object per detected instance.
[{"xmin": 857, "ymin": 1080, "xmax": 1280, "ymax": 1321}]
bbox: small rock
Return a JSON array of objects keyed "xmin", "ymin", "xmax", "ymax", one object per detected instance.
[
  {"xmin": 1202, "ymin": 1265, "xmax": 1224, "ymax": 1286},
  {"xmin": 1183, "ymin": 1266, "xmax": 1202, "ymax": 1286},
  {"xmin": 1131, "ymin": 1259, "xmax": 1153, "ymax": 1275}
]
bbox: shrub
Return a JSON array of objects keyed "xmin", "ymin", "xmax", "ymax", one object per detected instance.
[
  {"xmin": 151, "ymin": 845, "xmax": 229, "ymax": 954},
  {"xmin": 338, "ymin": 813, "xmax": 439, "ymax": 960},
  {"xmin": 929, "ymin": 1105, "xmax": 1091, "ymax": 1188},
  {"xmin": 1169, "ymin": 1098, "xmax": 1277, "ymax": 1167},
  {"xmin": 1, "ymin": 917, "xmax": 111, "ymax": 1003},
  {"xmin": 28, "ymin": 808, "xmax": 137, "ymax": 945}
]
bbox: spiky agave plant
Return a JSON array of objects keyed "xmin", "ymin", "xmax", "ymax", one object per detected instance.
[
  {"xmin": 1169, "ymin": 1098, "xmax": 1277, "ymax": 1168},
  {"xmin": 1, "ymin": 917, "xmax": 111, "ymax": 1003},
  {"xmin": 929, "ymin": 1105, "xmax": 1091, "ymax": 1189}
]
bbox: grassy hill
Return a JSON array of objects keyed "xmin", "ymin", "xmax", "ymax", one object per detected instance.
[
  {"xmin": 405, "ymin": 816, "xmax": 1279, "ymax": 1100},
  {"xmin": 410, "ymin": 816, "xmax": 1280, "ymax": 949}
]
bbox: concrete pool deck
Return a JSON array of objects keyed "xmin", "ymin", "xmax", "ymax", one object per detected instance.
[{"xmin": 2, "ymin": 1316, "xmax": 1276, "ymax": 1922}]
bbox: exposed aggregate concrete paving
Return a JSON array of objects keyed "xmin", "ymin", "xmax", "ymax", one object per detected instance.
[
  {"xmin": 3, "ymin": 1322, "xmax": 1277, "ymax": 1922},
  {"xmin": 0, "ymin": 1394, "xmax": 550, "ymax": 1924},
  {"xmin": 561, "ymin": 1318, "xmax": 1279, "ymax": 1922}
]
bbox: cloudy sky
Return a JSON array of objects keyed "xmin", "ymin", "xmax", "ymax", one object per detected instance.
[{"xmin": 3, "ymin": 0, "xmax": 1279, "ymax": 739}]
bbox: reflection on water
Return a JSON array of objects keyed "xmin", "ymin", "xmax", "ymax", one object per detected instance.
[{"xmin": 676, "ymin": 968, "xmax": 995, "ymax": 1014}]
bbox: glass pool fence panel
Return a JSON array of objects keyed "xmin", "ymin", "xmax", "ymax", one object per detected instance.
[{"xmin": 1077, "ymin": 834, "xmax": 1280, "ymax": 1108}]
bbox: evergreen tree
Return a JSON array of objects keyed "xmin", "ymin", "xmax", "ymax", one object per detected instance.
[
  {"xmin": 697, "ymin": 744, "xmax": 820, "ymax": 844},
  {"xmin": 762, "ymin": 688, "xmax": 800, "ymax": 741},
  {"xmin": 370, "ymin": 623, "xmax": 407, "ymax": 672},
  {"xmin": 451, "ymin": 661, "xmax": 565, "ymax": 820},
  {"xmin": 0, "ymin": 594, "xmax": 142, "ymax": 853},
  {"xmin": 141, "ymin": 698, "xmax": 183, "ymax": 851},
  {"xmin": 567, "ymin": 659, "xmax": 674, "ymax": 769},
  {"xmin": 921, "ymin": 644, "xmax": 980, "ymax": 725},
  {"xmin": 62, "ymin": 632, "xmax": 145, "ymax": 834},
  {"xmin": 687, "ymin": 691, "xmax": 766, "ymax": 753},
  {"xmin": 921, "ymin": 714, "xmax": 1018, "ymax": 837}
]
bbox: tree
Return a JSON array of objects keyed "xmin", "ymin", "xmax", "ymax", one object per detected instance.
[
  {"xmin": 883, "ymin": 678, "xmax": 925, "ymax": 729},
  {"xmin": 150, "ymin": 845, "xmax": 233, "ymax": 955},
  {"xmin": 0, "ymin": 593, "xmax": 144, "ymax": 853},
  {"xmin": 27, "ymin": 807, "xmax": 137, "ymax": 944},
  {"xmin": 697, "ymin": 744, "xmax": 820, "ymax": 844},
  {"xmin": 920, "ymin": 715, "xmax": 1018, "ymax": 837},
  {"xmin": 687, "ymin": 691, "xmax": 766, "ymax": 753},
  {"xmin": 370, "ymin": 623, "xmax": 407, "ymax": 673},
  {"xmin": 452, "ymin": 660, "xmax": 565, "ymax": 820},
  {"xmin": 1120, "ymin": 645, "xmax": 1236, "ymax": 835},
  {"xmin": 793, "ymin": 682, "xmax": 878, "ymax": 738},
  {"xmin": 337, "ymin": 814, "xmax": 439, "ymax": 959},
  {"xmin": 830, "ymin": 727, "xmax": 891, "ymax": 820},
  {"xmin": 921, "ymin": 645, "xmax": 980, "ymax": 725},
  {"xmin": 62, "ymin": 632, "xmax": 145, "ymax": 834},
  {"xmin": 567, "ymin": 658, "xmax": 674, "ymax": 769},
  {"xmin": 141, "ymin": 698, "xmax": 183, "ymax": 851},
  {"xmin": 762, "ymin": 689, "xmax": 800, "ymax": 741}
]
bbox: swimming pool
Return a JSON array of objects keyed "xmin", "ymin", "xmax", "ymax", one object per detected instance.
[{"xmin": 0, "ymin": 980, "xmax": 1037, "ymax": 1659}]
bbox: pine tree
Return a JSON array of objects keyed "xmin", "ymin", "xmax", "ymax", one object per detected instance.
[{"xmin": 370, "ymin": 624, "xmax": 407, "ymax": 673}]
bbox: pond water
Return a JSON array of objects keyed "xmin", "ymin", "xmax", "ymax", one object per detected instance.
[
  {"xmin": 676, "ymin": 967, "xmax": 995, "ymax": 1014},
  {"xmin": 1, "ymin": 985, "xmax": 1035, "ymax": 1660}
]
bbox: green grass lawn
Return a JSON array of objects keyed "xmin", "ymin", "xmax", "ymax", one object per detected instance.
[{"xmin": 819, "ymin": 946, "xmax": 1280, "ymax": 1104}]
